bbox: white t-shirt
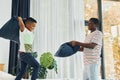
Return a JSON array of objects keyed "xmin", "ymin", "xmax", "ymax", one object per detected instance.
[
  {"xmin": 19, "ymin": 28, "xmax": 34, "ymax": 52},
  {"xmin": 83, "ymin": 30, "xmax": 103, "ymax": 64}
]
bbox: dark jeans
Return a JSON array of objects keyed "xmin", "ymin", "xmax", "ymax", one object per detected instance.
[{"xmin": 15, "ymin": 52, "xmax": 40, "ymax": 80}]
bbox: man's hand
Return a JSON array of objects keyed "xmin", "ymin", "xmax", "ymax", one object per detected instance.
[{"xmin": 69, "ymin": 41, "xmax": 76, "ymax": 46}]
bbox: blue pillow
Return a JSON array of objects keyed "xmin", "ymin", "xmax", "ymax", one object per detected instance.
[
  {"xmin": 0, "ymin": 16, "xmax": 20, "ymax": 43},
  {"xmin": 54, "ymin": 42, "xmax": 80, "ymax": 57}
]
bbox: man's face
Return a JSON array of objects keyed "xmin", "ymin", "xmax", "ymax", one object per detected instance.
[
  {"xmin": 88, "ymin": 20, "xmax": 96, "ymax": 30},
  {"xmin": 26, "ymin": 22, "xmax": 36, "ymax": 31}
]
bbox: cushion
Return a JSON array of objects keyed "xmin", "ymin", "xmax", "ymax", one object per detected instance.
[
  {"xmin": 0, "ymin": 16, "xmax": 20, "ymax": 43},
  {"xmin": 54, "ymin": 42, "xmax": 80, "ymax": 57}
]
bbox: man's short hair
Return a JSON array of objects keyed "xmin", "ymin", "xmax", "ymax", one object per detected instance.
[{"xmin": 89, "ymin": 18, "xmax": 99, "ymax": 25}]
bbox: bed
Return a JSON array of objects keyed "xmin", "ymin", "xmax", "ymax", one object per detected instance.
[
  {"xmin": 0, "ymin": 71, "xmax": 26, "ymax": 80},
  {"xmin": 0, "ymin": 71, "xmax": 80, "ymax": 80}
]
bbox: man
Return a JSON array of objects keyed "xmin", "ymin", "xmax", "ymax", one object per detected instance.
[
  {"xmin": 15, "ymin": 17, "xmax": 40, "ymax": 80},
  {"xmin": 70, "ymin": 18, "xmax": 102, "ymax": 80}
]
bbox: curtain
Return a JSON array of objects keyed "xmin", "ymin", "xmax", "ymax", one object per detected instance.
[
  {"xmin": 30, "ymin": 0, "xmax": 85, "ymax": 79},
  {"xmin": 9, "ymin": 0, "xmax": 30, "ymax": 75}
]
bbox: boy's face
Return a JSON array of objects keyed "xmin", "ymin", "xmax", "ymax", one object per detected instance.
[{"xmin": 26, "ymin": 22, "xmax": 36, "ymax": 31}]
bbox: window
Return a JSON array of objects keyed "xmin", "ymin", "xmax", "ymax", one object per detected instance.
[
  {"xmin": 102, "ymin": 0, "xmax": 120, "ymax": 79},
  {"xmin": 84, "ymin": 0, "xmax": 98, "ymax": 20}
]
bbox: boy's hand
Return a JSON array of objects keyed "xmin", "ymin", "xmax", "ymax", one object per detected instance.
[
  {"xmin": 18, "ymin": 17, "xmax": 22, "ymax": 21},
  {"xmin": 18, "ymin": 16, "xmax": 25, "ymax": 32}
]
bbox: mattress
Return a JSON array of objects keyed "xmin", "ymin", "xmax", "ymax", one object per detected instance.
[{"xmin": 0, "ymin": 71, "xmax": 26, "ymax": 80}]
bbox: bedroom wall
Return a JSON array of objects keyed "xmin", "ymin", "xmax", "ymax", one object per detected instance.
[{"xmin": 0, "ymin": 0, "xmax": 12, "ymax": 72}]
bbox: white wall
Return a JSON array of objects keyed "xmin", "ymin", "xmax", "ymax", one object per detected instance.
[{"xmin": 0, "ymin": 0, "xmax": 12, "ymax": 72}]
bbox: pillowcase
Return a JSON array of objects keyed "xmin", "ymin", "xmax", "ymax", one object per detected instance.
[
  {"xmin": 55, "ymin": 42, "xmax": 80, "ymax": 57},
  {"xmin": 0, "ymin": 16, "xmax": 20, "ymax": 43}
]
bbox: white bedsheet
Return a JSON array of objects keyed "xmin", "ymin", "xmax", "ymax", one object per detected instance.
[
  {"xmin": 0, "ymin": 71, "xmax": 27, "ymax": 80},
  {"xmin": 0, "ymin": 71, "xmax": 15, "ymax": 80},
  {"xmin": 0, "ymin": 71, "xmax": 82, "ymax": 80}
]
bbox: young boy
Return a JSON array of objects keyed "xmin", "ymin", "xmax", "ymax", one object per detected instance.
[
  {"xmin": 70, "ymin": 18, "xmax": 102, "ymax": 80},
  {"xmin": 15, "ymin": 17, "xmax": 40, "ymax": 80}
]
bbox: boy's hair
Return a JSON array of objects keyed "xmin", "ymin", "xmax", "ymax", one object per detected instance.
[
  {"xmin": 89, "ymin": 18, "xmax": 99, "ymax": 25},
  {"xmin": 23, "ymin": 17, "xmax": 37, "ymax": 24}
]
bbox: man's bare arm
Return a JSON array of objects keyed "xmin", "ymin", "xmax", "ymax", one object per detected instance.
[{"xmin": 70, "ymin": 41, "xmax": 97, "ymax": 49}]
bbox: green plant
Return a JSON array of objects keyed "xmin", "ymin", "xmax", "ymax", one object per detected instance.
[
  {"xmin": 38, "ymin": 52, "xmax": 58, "ymax": 79},
  {"xmin": 29, "ymin": 52, "xmax": 58, "ymax": 79}
]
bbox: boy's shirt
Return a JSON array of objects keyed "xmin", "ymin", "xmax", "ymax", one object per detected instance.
[{"xmin": 19, "ymin": 28, "xmax": 34, "ymax": 52}]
